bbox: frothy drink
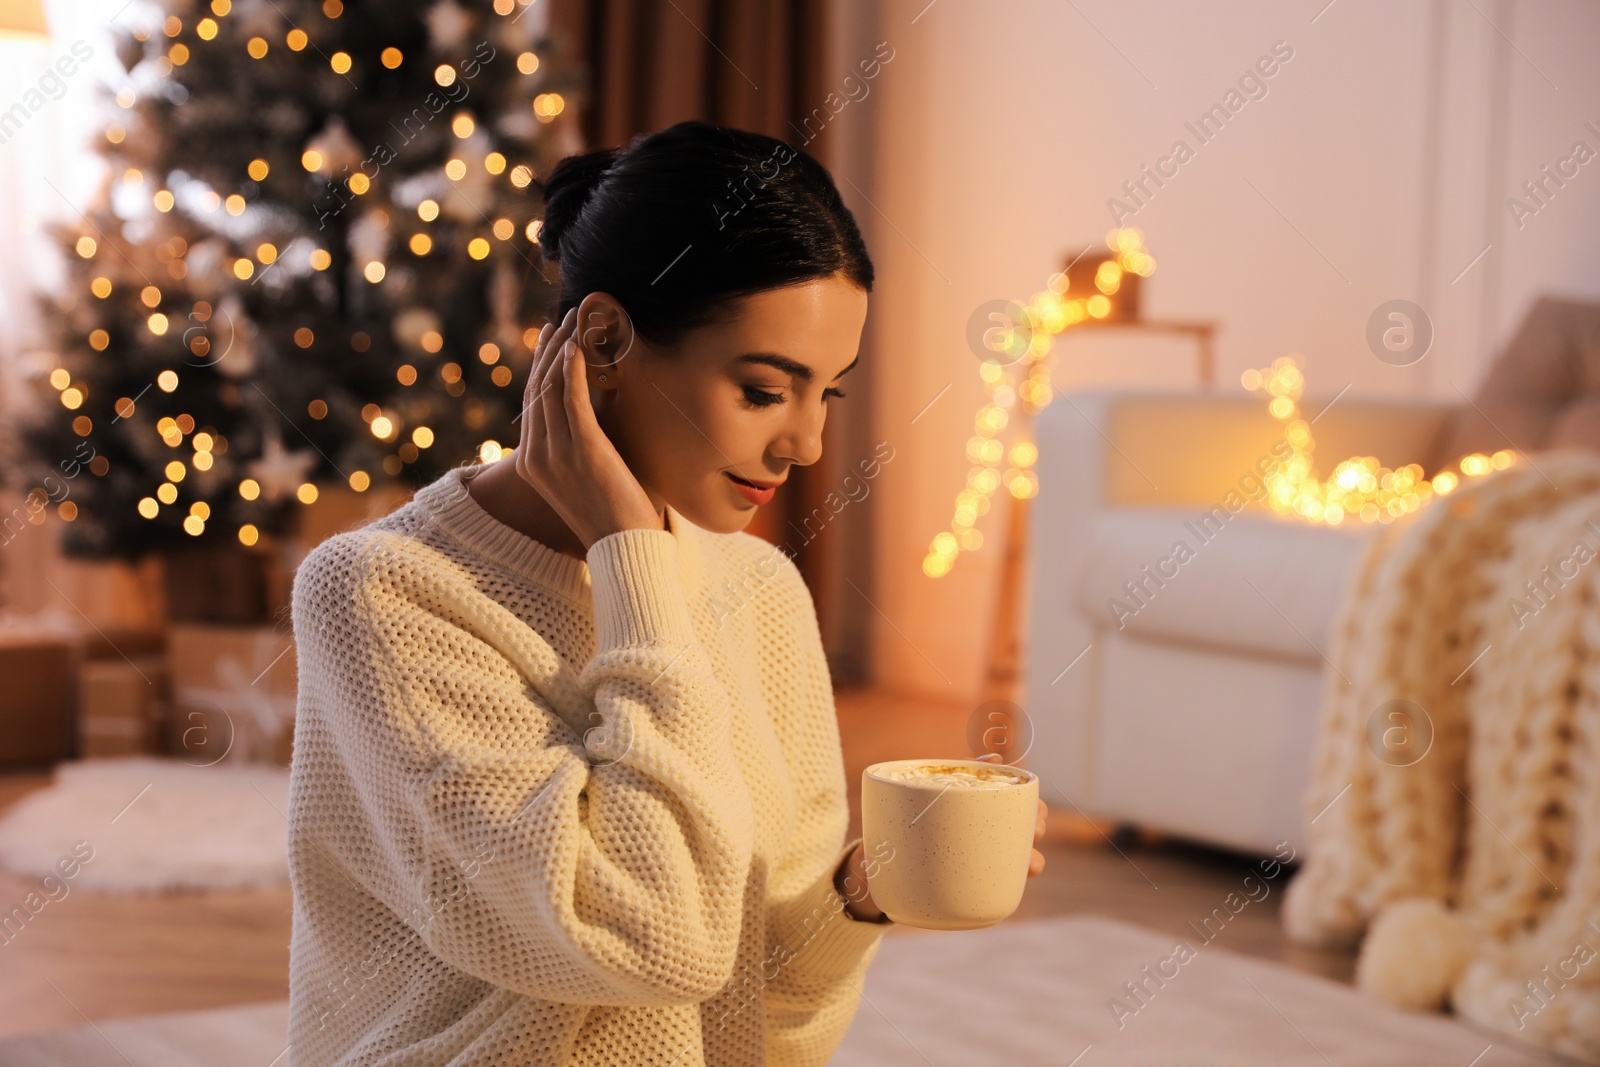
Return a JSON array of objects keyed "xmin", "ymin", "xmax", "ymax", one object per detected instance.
[
  {"xmin": 874, "ymin": 763, "xmax": 1029, "ymax": 788},
  {"xmin": 861, "ymin": 758, "xmax": 1039, "ymax": 930}
]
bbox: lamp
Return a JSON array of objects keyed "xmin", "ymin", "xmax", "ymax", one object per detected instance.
[{"xmin": 0, "ymin": 0, "xmax": 48, "ymax": 39}]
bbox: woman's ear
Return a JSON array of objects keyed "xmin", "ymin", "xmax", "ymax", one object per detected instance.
[{"xmin": 575, "ymin": 292, "xmax": 635, "ymax": 390}]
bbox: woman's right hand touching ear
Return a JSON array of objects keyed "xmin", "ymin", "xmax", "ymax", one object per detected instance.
[{"xmin": 514, "ymin": 306, "xmax": 663, "ymax": 550}]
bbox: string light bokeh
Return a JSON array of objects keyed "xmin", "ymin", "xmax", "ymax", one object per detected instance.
[
  {"xmin": 923, "ymin": 228, "xmax": 1155, "ymax": 578},
  {"xmin": 1241, "ymin": 355, "xmax": 1515, "ymax": 526},
  {"xmin": 925, "ymin": 228, "xmax": 1520, "ymax": 576}
]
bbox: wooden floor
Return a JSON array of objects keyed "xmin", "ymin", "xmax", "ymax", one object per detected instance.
[{"xmin": 0, "ymin": 686, "xmax": 1354, "ymax": 1040}]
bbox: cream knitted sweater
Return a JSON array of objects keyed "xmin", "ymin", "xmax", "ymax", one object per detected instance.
[{"xmin": 286, "ymin": 462, "xmax": 890, "ymax": 1066}]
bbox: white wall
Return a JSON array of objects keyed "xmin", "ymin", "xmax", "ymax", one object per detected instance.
[
  {"xmin": 840, "ymin": 0, "xmax": 1600, "ymax": 699},
  {"xmin": 1, "ymin": 0, "xmax": 136, "ymax": 367},
  {"xmin": 0, "ymin": 1, "xmax": 167, "ymax": 623}
]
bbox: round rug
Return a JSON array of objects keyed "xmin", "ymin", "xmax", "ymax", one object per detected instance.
[{"xmin": 0, "ymin": 756, "xmax": 290, "ymax": 893}]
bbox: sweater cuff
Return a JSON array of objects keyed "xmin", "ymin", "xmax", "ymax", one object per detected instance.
[
  {"xmin": 774, "ymin": 837, "xmax": 892, "ymax": 983},
  {"xmin": 586, "ymin": 528, "xmax": 699, "ymax": 651}
]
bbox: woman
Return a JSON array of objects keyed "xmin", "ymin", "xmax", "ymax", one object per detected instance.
[{"xmin": 287, "ymin": 120, "xmax": 1047, "ymax": 1066}]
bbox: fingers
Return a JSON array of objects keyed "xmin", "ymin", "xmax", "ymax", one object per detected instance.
[
  {"xmin": 540, "ymin": 316, "xmax": 574, "ymax": 400},
  {"xmin": 562, "ymin": 323, "xmax": 598, "ymax": 425},
  {"xmin": 516, "ymin": 311, "xmax": 574, "ymax": 483},
  {"xmin": 1028, "ymin": 802, "xmax": 1047, "ymax": 879},
  {"xmin": 533, "ymin": 307, "xmax": 577, "ymax": 406},
  {"xmin": 522, "ymin": 314, "xmax": 565, "ymax": 424},
  {"xmin": 518, "ymin": 326, "xmax": 548, "ymax": 461},
  {"xmin": 523, "ymin": 308, "xmax": 578, "ymax": 456},
  {"xmin": 522, "ymin": 323, "xmax": 550, "ymax": 410},
  {"xmin": 541, "ymin": 329, "xmax": 577, "ymax": 448},
  {"xmin": 541, "ymin": 305, "xmax": 586, "ymax": 427}
]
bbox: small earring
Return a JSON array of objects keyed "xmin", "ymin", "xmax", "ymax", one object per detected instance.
[{"xmin": 598, "ymin": 373, "xmax": 608, "ymax": 381}]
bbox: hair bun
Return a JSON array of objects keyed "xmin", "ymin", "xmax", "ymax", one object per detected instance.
[{"xmin": 534, "ymin": 147, "xmax": 620, "ymax": 263}]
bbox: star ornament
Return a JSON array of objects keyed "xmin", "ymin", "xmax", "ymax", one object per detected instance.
[
  {"xmin": 247, "ymin": 432, "xmax": 319, "ymax": 503},
  {"xmin": 303, "ymin": 117, "xmax": 363, "ymax": 177},
  {"xmin": 426, "ymin": 0, "xmax": 473, "ymax": 51}
]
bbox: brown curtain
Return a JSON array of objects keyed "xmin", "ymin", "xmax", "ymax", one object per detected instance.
[
  {"xmin": 546, "ymin": 0, "xmax": 874, "ymax": 685},
  {"xmin": 549, "ymin": 0, "xmax": 829, "ymax": 154}
]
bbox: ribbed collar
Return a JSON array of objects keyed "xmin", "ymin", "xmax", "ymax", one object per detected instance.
[{"xmin": 413, "ymin": 463, "xmax": 703, "ymax": 605}]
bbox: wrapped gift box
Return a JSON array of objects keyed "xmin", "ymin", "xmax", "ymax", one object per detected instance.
[
  {"xmin": 161, "ymin": 545, "xmax": 273, "ymax": 625},
  {"xmin": 293, "ymin": 482, "xmax": 411, "ymax": 551},
  {"xmin": 166, "ymin": 624, "xmax": 298, "ymax": 765},
  {"xmin": 79, "ymin": 656, "xmax": 169, "ymax": 758},
  {"xmin": 0, "ymin": 634, "xmax": 78, "ymax": 766},
  {"xmin": 0, "ymin": 609, "xmax": 169, "ymax": 765}
]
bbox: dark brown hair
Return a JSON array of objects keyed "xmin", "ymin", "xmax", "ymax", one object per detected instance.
[{"xmin": 534, "ymin": 120, "xmax": 873, "ymax": 346}]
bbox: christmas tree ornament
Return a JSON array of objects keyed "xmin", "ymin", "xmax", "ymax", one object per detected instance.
[
  {"xmin": 426, "ymin": 0, "xmax": 473, "ymax": 51},
  {"xmin": 210, "ymin": 292, "xmax": 258, "ymax": 380},
  {"xmin": 348, "ymin": 209, "xmax": 391, "ymax": 266},
  {"xmin": 182, "ymin": 237, "xmax": 229, "ymax": 294},
  {"xmin": 303, "ymin": 116, "xmax": 363, "ymax": 177},
  {"xmin": 393, "ymin": 306, "xmax": 444, "ymax": 352},
  {"xmin": 246, "ymin": 431, "xmax": 318, "ymax": 505},
  {"xmin": 230, "ymin": 0, "xmax": 282, "ymax": 39}
]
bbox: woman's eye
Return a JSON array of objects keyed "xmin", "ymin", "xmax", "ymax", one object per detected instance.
[
  {"xmin": 741, "ymin": 385, "xmax": 847, "ymax": 409},
  {"xmin": 742, "ymin": 386, "xmax": 785, "ymax": 408}
]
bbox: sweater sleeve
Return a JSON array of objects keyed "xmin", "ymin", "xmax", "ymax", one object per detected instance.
[
  {"xmin": 756, "ymin": 557, "xmax": 891, "ymax": 1065},
  {"xmin": 291, "ymin": 527, "xmax": 756, "ymax": 1009}
]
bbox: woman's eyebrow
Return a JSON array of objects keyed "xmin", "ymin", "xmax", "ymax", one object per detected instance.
[{"xmin": 737, "ymin": 352, "xmax": 860, "ymax": 381}]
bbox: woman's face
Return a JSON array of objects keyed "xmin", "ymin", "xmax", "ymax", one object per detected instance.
[{"xmin": 574, "ymin": 275, "xmax": 867, "ymax": 535}]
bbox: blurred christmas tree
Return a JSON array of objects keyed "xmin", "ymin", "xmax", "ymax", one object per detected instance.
[{"xmin": 21, "ymin": 0, "xmax": 579, "ymax": 560}]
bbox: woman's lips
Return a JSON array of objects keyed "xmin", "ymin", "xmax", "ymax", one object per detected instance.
[{"xmin": 725, "ymin": 471, "xmax": 779, "ymax": 506}]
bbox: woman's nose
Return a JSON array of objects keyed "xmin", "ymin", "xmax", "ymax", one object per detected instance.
[{"xmin": 776, "ymin": 407, "xmax": 825, "ymax": 468}]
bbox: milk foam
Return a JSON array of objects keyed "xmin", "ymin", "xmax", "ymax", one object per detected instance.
[{"xmin": 876, "ymin": 763, "xmax": 1027, "ymax": 788}]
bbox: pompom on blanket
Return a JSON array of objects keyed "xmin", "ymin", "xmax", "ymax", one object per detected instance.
[{"xmin": 1283, "ymin": 450, "xmax": 1600, "ymax": 1064}]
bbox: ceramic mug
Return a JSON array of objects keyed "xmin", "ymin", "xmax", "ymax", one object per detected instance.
[{"xmin": 860, "ymin": 758, "xmax": 1039, "ymax": 930}]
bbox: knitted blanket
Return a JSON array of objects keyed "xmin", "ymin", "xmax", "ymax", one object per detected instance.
[{"xmin": 1282, "ymin": 450, "xmax": 1600, "ymax": 1064}]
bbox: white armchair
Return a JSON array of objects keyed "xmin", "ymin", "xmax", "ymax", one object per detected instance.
[{"xmin": 1023, "ymin": 390, "xmax": 1454, "ymax": 857}]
